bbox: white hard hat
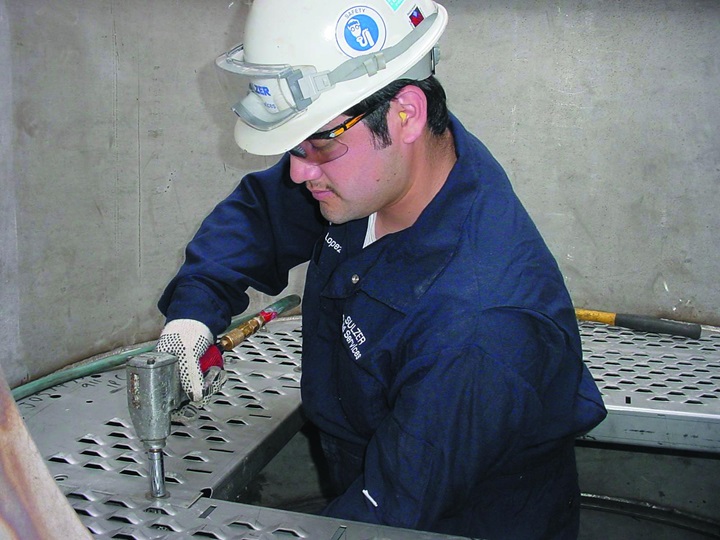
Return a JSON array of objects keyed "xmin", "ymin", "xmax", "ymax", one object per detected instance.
[{"xmin": 215, "ymin": 0, "xmax": 448, "ymax": 155}]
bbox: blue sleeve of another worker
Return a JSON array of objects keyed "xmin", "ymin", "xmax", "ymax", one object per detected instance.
[
  {"xmin": 321, "ymin": 309, "xmax": 593, "ymax": 532},
  {"xmin": 158, "ymin": 156, "xmax": 323, "ymax": 336}
]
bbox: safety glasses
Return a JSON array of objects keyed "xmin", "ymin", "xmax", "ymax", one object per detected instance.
[{"xmin": 288, "ymin": 111, "xmax": 368, "ymax": 165}]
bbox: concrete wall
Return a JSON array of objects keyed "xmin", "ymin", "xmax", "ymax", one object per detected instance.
[{"xmin": 1, "ymin": 0, "xmax": 718, "ymax": 388}]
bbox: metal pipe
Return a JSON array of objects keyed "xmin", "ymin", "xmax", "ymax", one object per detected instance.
[
  {"xmin": 0, "ymin": 363, "xmax": 93, "ymax": 538},
  {"xmin": 581, "ymin": 492, "xmax": 720, "ymax": 539}
]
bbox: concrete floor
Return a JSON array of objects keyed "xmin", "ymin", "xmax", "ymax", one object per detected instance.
[{"xmin": 233, "ymin": 425, "xmax": 720, "ymax": 539}]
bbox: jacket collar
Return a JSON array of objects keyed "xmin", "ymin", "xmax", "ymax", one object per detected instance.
[{"xmin": 324, "ymin": 114, "xmax": 492, "ymax": 313}]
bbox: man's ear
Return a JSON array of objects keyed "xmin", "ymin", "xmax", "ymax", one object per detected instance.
[{"xmin": 392, "ymin": 85, "xmax": 427, "ymax": 144}]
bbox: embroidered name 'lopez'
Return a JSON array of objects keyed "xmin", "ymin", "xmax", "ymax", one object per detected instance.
[{"xmin": 325, "ymin": 233, "xmax": 342, "ymax": 253}]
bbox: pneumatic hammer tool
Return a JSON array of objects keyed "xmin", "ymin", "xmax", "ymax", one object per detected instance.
[{"xmin": 126, "ymin": 352, "xmax": 180, "ymax": 498}]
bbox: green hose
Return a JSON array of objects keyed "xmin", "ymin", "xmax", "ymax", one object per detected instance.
[
  {"xmin": 11, "ymin": 295, "xmax": 301, "ymax": 401},
  {"xmin": 11, "ymin": 344, "xmax": 154, "ymax": 401}
]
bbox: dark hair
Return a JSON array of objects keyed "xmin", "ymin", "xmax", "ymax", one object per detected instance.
[{"xmin": 344, "ymin": 75, "xmax": 449, "ymax": 149}]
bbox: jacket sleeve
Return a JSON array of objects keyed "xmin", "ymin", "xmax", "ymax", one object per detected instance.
[
  {"xmin": 322, "ymin": 350, "xmax": 540, "ymax": 530},
  {"xmin": 158, "ymin": 155, "xmax": 324, "ymax": 336},
  {"xmin": 321, "ymin": 308, "xmax": 596, "ymax": 531}
]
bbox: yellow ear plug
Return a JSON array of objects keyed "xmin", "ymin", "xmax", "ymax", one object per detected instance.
[{"xmin": 399, "ymin": 111, "xmax": 407, "ymax": 122}]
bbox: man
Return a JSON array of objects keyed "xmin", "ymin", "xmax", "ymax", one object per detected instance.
[{"xmin": 156, "ymin": 1, "xmax": 607, "ymax": 538}]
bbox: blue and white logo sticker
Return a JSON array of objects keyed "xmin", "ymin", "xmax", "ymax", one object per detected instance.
[{"xmin": 336, "ymin": 6, "xmax": 387, "ymax": 58}]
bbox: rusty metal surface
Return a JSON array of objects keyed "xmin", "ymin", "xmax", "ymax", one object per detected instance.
[{"xmin": 0, "ymin": 363, "xmax": 92, "ymax": 540}]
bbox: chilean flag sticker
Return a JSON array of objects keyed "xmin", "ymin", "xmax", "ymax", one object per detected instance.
[{"xmin": 409, "ymin": 6, "xmax": 425, "ymax": 27}]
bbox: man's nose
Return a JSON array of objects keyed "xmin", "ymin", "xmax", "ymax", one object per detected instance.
[{"xmin": 289, "ymin": 155, "xmax": 323, "ymax": 184}]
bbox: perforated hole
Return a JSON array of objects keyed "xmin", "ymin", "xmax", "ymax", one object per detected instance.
[
  {"xmin": 108, "ymin": 515, "xmax": 135, "ymax": 524},
  {"xmin": 192, "ymin": 531, "xmax": 221, "ymax": 539},
  {"xmin": 67, "ymin": 492, "xmax": 91, "ymax": 501},
  {"xmin": 229, "ymin": 521, "xmax": 257, "ymax": 531},
  {"xmin": 83, "ymin": 462, "xmax": 109, "ymax": 471},
  {"xmin": 208, "ymin": 447, "xmax": 234, "ymax": 454},
  {"xmin": 183, "ymin": 454, "xmax": 208, "ymax": 462},
  {"xmin": 273, "ymin": 528, "xmax": 302, "ymax": 538},
  {"xmin": 144, "ymin": 506, "xmax": 170, "ymax": 515},
  {"xmin": 151, "ymin": 523, "xmax": 179, "ymax": 532},
  {"xmin": 112, "ymin": 443, "xmax": 134, "ymax": 451},
  {"xmin": 187, "ymin": 468, "xmax": 212, "ymax": 474}
]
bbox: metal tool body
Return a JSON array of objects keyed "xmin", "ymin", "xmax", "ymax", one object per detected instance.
[{"xmin": 126, "ymin": 351, "xmax": 180, "ymax": 498}]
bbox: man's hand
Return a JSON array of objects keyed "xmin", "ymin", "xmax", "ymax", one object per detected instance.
[{"xmin": 156, "ymin": 319, "xmax": 227, "ymax": 406}]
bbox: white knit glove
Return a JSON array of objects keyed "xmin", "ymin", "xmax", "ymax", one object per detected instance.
[{"xmin": 155, "ymin": 319, "xmax": 222, "ymax": 404}]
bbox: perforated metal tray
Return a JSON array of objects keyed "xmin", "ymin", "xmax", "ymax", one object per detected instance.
[
  {"xmin": 18, "ymin": 317, "xmax": 720, "ymax": 537},
  {"xmin": 580, "ymin": 322, "xmax": 720, "ymax": 451},
  {"xmin": 19, "ymin": 318, "xmax": 306, "ymax": 505},
  {"xmin": 61, "ymin": 487, "xmax": 466, "ymax": 539}
]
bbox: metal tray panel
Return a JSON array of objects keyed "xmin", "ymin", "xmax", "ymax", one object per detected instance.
[
  {"xmin": 18, "ymin": 316, "xmax": 720, "ymax": 537},
  {"xmin": 61, "ymin": 486, "xmax": 467, "ymax": 540},
  {"xmin": 580, "ymin": 322, "xmax": 720, "ymax": 451},
  {"xmin": 20, "ymin": 318, "xmax": 305, "ymax": 503}
]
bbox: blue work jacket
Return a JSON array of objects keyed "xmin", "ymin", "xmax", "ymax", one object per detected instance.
[{"xmin": 159, "ymin": 115, "xmax": 607, "ymax": 539}]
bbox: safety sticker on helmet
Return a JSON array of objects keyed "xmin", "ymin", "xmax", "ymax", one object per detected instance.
[
  {"xmin": 385, "ymin": 0, "xmax": 405, "ymax": 11},
  {"xmin": 336, "ymin": 6, "xmax": 387, "ymax": 57}
]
